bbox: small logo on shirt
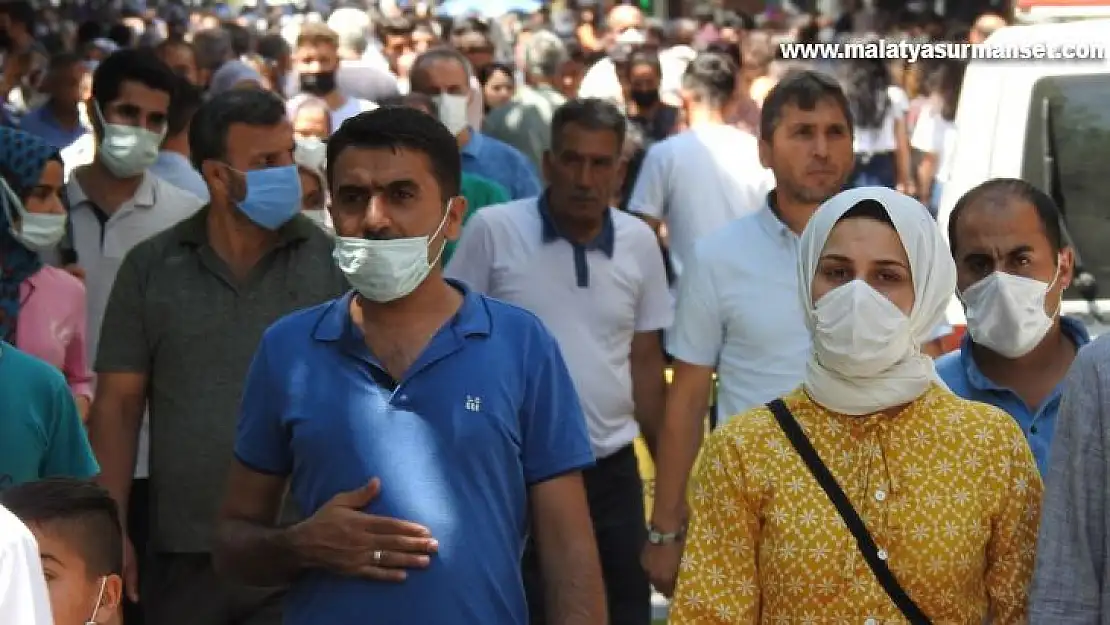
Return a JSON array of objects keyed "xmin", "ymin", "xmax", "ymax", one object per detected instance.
[{"xmin": 465, "ymin": 395, "xmax": 482, "ymax": 412}]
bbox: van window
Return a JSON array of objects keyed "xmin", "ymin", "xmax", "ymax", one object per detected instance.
[{"xmin": 1021, "ymin": 73, "xmax": 1110, "ymax": 299}]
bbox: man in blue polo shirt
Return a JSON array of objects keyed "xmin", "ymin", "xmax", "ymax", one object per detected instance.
[
  {"xmin": 213, "ymin": 106, "xmax": 606, "ymax": 625},
  {"xmin": 937, "ymin": 178, "xmax": 1089, "ymax": 475}
]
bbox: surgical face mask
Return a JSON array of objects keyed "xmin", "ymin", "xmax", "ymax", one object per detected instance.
[
  {"xmin": 85, "ymin": 575, "xmax": 107, "ymax": 625},
  {"xmin": 432, "ymin": 93, "xmax": 469, "ymax": 135},
  {"xmin": 812, "ymin": 279, "xmax": 913, "ymax": 377},
  {"xmin": 1, "ymin": 176, "xmax": 67, "ymax": 251},
  {"xmin": 961, "ymin": 265, "xmax": 1061, "ymax": 359},
  {"xmin": 333, "ymin": 204, "xmax": 451, "ymax": 303},
  {"xmin": 94, "ymin": 103, "xmax": 164, "ymax": 178},
  {"xmin": 227, "ymin": 164, "xmax": 303, "ymax": 230},
  {"xmin": 302, "ymin": 208, "xmax": 333, "ymax": 233}
]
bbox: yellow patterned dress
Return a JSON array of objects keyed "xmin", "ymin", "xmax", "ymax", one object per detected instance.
[{"xmin": 671, "ymin": 384, "xmax": 1042, "ymax": 624}]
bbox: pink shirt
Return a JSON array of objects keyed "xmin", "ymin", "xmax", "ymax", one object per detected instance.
[{"xmin": 16, "ymin": 266, "xmax": 93, "ymax": 399}]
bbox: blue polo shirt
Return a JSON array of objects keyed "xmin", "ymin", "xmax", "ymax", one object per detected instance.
[
  {"xmin": 0, "ymin": 342, "xmax": 99, "ymax": 490},
  {"xmin": 17, "ymin": 104, "xmax": 88, "ymax": 150},
  {"xmin": 234, "ymin": 281, "xmax": 594, "ymax": 625},
  {"xmin": 460, "ymin": 129, "xmax": 541, "ymax": 201},
  {"xmin": 936, "ymin": 316, "xmax": 1090, "ymax": 475}
]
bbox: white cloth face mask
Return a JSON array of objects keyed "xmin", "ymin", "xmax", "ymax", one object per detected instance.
[
  {"xmin": 812, "ymin": 279, "xmax": 914, "ymax": 378},
  {"xmin": 961, "ymin": 264, "xmax": 1061, "ymax": 359},
  {"xmin": 432, "ymin": 93, "xmax": 469, "ymax": 135},
  {"xmin": 332, "ymin": 205, "xmax": 451, "ymax": 303},
  {"xmin": 302, "ymin": 209, "xmax": 333, "ymax": 233},
  {"xmin": 1, "ymin": 175, "xmax": 68, "ymax": 251}
]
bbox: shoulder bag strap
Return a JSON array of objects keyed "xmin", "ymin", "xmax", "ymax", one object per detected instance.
[{"xmin": 766, "ymin": 399, "xmax": 932, "ymax": 625}]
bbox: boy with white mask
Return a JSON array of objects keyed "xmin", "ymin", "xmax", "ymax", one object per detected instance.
[
  {"xmin": 936, "ymin": 178, "xmax": 1087, "ymax": 476},
  {"xmin": 408, "ymin": 47, "xmax": 541, "ymax": 201},
  {"xmin": 1, "ymin": 478, "xmax": 126, "ymax": 625}
]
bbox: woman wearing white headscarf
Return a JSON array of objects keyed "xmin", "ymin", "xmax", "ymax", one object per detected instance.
[
  {"xmin": 293, "ymin": 136, "xmax": 331, "ymax": 233},
  {"xmin": 670, "ymin": 187, "xmax": 1042, "ymax": 624}
]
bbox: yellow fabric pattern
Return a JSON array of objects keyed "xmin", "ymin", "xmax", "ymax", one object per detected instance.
[{"xmin": 671, "ymin": 384, "xmax": 1042, "ymax": 624}]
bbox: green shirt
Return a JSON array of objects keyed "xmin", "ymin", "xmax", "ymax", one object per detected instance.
[{"xmin": 444, "ymin": 173, "xmax": 511, "ymax": 266}]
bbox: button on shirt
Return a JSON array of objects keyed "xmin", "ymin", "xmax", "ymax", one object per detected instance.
[
  {"xmin": 233, "ymin": 282, "xmax": 594, "ymax": 625},
  {"xmin": 460, "ymin": 130, "xmax": 541, "ymax": 201},
  {"xmin": 95, "ymin": 209, "xmax": 349, "ymax": 552},
  {"xmin": 668, "ymin": 203, "xmax": 811, "ymax": 421},
  {"xmin": 935, "ymin": 315, "xmax": 1090, "ymax": 475},
  {"xmin": 447, "ymin": 197, "xmax": 673, "ymax": 458}
]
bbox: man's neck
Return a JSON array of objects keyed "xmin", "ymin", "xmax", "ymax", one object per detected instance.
[
  {"xmin": 323, "ymin": 89, "xmax": 347, "ymax": 110},
  {"xmin": 76, "ymin": 160, "xmax": 144, "ymax": 214},
  {"xmin": 685, "ymin": 105, "xmax": 726, "ymax": 129},
  {"xmin": 205, "ymin": 202, "xmax": 281, "ymax": 278},
  {"xmin": 47, "ymin": 99, "xmax": 81, "ymax": 128},
  {"xmin": 771, "ymin": 190, "xmax": 819, "ymax": 235},
  {"xmin": 162, "ymin": 133, "xmax": 189, "ymax": 157},
  {"xmin": 355, "ymin": 275, "xmax": 462, "ymax": 335},
  {"xmin": 456, "ymin": 126, "xmax": 472, "ymax": 150}
]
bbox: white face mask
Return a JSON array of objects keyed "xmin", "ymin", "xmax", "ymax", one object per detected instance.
[
  {"xmin": 812, "ymin": 279, "xmax": 913, "ymax": 378},
  {"xmin": 85, "ymin": 575, "xmax": 107, "ymax": 625},
  {"xmin": 961, "ymin": 265, "xmax": 1061, "ymax": 359},
  {"xmin": 302, "ymin": 209, "xmax": 333, "ymax": 233},
  {"xmin": 1, "ymin": 176, "xmax": 67, "ymax": 252},
  {"xmin": 94, "ymin": 102, "xmax": 164, "ymax": 178},
  {"xmin": 432, "ymin": 93, "xmax": 469, "ymax": 136},
  {"xmin": 332, "ymin": 205, "xmax": 451, "ymax": 303}
]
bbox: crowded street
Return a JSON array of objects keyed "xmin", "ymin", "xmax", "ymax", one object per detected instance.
[{"xmin": 1, "ymin": 0, "xmax": 1109, "ymax": 623}]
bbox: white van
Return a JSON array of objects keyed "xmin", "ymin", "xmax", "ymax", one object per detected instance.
[{"xmin": 937, "ymin": 18, "xmax": 1110, "ymax": 337}]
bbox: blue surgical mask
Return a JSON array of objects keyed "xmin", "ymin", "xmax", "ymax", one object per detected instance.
[{"xmin": 227, "ymin": 164, "xmax": 303, "ymax": 230}]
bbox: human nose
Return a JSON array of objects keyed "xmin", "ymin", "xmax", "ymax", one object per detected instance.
[{"xmin": 364, "ymin": 195, "xmax": 392, "ymax": 231}]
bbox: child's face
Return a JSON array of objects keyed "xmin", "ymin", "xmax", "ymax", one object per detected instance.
[{"xmin": 30, "ymin": 526, "xmax": 122, "ymax": 625}]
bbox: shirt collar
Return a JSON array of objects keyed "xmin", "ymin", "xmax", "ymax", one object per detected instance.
[
  {"xmin": 536, "ymin": 191, "xmax": 615, "ymax": 257},
  {"xmin": 754, "ymin": 191, "xmax": 795, "ymax": 241},
  {"xmin": 155, "ymin": 151, "xmax": 192, "ymax": 168},
  {"xmin": 313, "ymin": 278, "xmax": 493, "ymax": 344},
  {"xmin": 960, "ymin": 315, "xmax": 1092, "ymax": 391},
  {"xmin": 67, "ymin": 170, "xmax": 158, "ymax": 209},
  {"xmin": 177, "ymin": 205, "xmax": 316, "ymax": 248}
]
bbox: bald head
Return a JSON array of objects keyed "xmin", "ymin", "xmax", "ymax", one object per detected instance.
[
  {"xmin": 970, "ymin": 13, "xmax": 1006, "ymax": 44},
  {"xmin": 608, "ymin": 5, "xmax": 644, "ymax": 35}
]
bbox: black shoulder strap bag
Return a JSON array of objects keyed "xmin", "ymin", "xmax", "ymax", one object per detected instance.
[{"xmin": 766, "ymin": 399, "xmax": 933, "ymax": 625}]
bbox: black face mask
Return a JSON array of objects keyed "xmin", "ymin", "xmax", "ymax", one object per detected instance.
[
  {"xmin": 299, "ymin": 71, "xmax": 337, "ymax": 96},
  {"xmin": 629, "ymin": 88, "xmax": 660, "ymax": 108}
]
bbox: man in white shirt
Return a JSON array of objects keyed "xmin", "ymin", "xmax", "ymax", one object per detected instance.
[
  {"xmin": 448, "ymin": 98, "xmax": 671, "ymax": 625},
  {"xmin": 640, "ymin": 70, "xmax": 856, "ymax": 597},
  {"xmin": 0, "ymin": 505, "xmax": 53, "ymax": 625},
  {"xmin": 628, "ymin": 52, "xmax": 774, "ymax": 282},
  {"xmin": 577, "ymin": 4, "xmax": 645, "ymax": 109},
  {"xmin": 285, "ymin": 23, "xmax": 376, "ymax": 132}
]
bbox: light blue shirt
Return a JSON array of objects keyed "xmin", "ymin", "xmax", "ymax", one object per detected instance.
[
  {"xmin": 18, "ymin": 104, "xmax": 88, "ymax": 150},
  {"xmin": 936, "ymin": 315, "xmax": 1090, "ymax": 475},
  {"xmin": 150, "ymin": 151, "xmax": 210, "ymax": 203},
  {"xmin": 0, "ymin": 342, "xmax": 99, "ymax": 490},
  {"xmin": 460, "ymin": 130, "xmax": 541, "ymax": 201}
]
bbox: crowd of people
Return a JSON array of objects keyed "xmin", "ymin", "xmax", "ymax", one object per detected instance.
[{"xmin": 0, "ymin": 0, "xmax": 1107, "ymax": 624}]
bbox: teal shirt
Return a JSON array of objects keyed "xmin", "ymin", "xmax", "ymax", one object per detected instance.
[
  {"xmin": 0, "ymin": 342, "xmax": 99, "ymax": 490},
  {"xmin": 444, "ymin": 173, "xmax": 511, "ymax": 266}
]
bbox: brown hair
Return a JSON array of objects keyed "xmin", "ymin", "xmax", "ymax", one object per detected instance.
[{"xmin": 296, "ymin": 23, "xmax": 340, "ymax": 50}]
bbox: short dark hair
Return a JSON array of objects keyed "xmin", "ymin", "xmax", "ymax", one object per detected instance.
[
  {"xmin": 48, "ymin": 52, "xmax": 83, "ymax": 73},
  {"xmin": 1, "ymin": 478, "xmax": 123, "ymax": 577},
  {"xmin": 704, "ymin": 41, "xmax": 742, "ymax": 70},
  {"xmin": 411, "ymin": 46, "xmax": 472, "ymax": 83},
  {"xmin": 626, "ymin": 49, "xmax": 662, "ymax": 79},
  {"xmin": 381, "ymin": 17, "xmax": 414, "ymax": 38},
  {"xmin": 681, "ymin": 52, "xmax": 737, "ymax": 108},
  {"xmin": 760, "ymin": 69, "xmax": 853, "ymax": 142},
  {"xmin": 550, "ymin": 98, "xmax": 626, "ymax": 156},
  {"xmin": 188, "ymin": 88, "xmax": 288, "ymax": 169},
  {"xmin": 948, "ymin": 178, "xmax": 1064, "ymax": 254},
  {"xmin": 166, "ymin": 76, "xmax": 203, "ymax": 138},
  {"xmin": 92, "ymin": 49, "xmax": 179, "ymax": 111},
  {"xmin": 222, "ymin": 21, "xmax": 253, "ymax": 57},
  {"xmin": 256, "ymin": 34, "xmax": 291, "ymax": 63},
  {"xmin": 107, "ymin": 22, "xmax": 135, "ymax": 49},
  {"xmin": 326, "ymin": 106, "xmax": 461, "ymax": 201}
]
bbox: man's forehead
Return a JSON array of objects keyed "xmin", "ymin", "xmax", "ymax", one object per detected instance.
[{"xmin": 332, "ymin": 146, "xmax": 434, "ymax": 185}]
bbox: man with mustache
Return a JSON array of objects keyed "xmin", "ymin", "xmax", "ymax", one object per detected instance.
[{"xmin": 448, "ymin": 97, "xmax": 672, "ymax": 625}]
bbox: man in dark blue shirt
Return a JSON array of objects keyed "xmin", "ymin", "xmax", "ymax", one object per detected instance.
[{"xmin": 214, "ymin": 106, "xmax": 606, "ymax": 625}]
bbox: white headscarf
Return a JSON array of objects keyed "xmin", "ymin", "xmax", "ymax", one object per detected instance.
[
  {"xmin": 293, "ymin": 137, "xmax": 327, "ymax": 196},
  {"xmin": 797, "ymin": 187, "xmax": 957, "ymax": 415}
]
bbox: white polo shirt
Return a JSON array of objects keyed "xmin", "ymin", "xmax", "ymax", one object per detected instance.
[
  {"xmin": 0, "ymin": 506, "xmax": 53, "ymax": 625},
  {"xmin": 49, "ymin": 171, "xmax": 204, "ymax": 478},
  {"xmin": 628, "ymin": 123, "xmax": 774, "ymax": 282},
  {"xmin": 447, "ymin": 198, "xmax": 674, "ymax": 458},
  {"xmin": 668, "ymin": 203, "xmax": 812, "ymax": 421}
]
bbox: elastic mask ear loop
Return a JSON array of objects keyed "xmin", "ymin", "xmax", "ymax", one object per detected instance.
[
  {"xmin": 85, "ymin": 575, "xmax": 108, "ymax": 625},
  {"xmin": 1046, "ymin": 254, "xmax": 1064, "ymax": 319},
  {"xmin": 0, "ymin": 175, "xmax": 27, "ymax": 235},
  {"xmin": 428, "ymin": 199, "xmax": 454, "ymax": 267}
]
